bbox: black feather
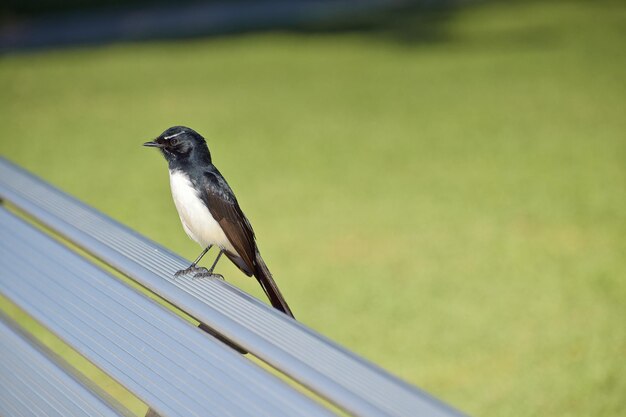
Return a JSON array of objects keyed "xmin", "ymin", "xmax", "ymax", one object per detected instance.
[{"xmin": 199, "ymin": 168, "xmax": 294, "ymax": 318}]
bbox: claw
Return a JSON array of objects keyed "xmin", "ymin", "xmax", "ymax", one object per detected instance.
[
  {"xmin": 174, "ymin": 266, "xmax": 208, "ymax": 277},
  {"xmin": 193, "ymin": 272, "xmax": 224, "ymax": 280}
]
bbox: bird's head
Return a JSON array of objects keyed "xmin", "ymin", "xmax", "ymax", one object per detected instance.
[{"xmin": 144, "ymin": 126, "xmax": 211, "ymax": 165}]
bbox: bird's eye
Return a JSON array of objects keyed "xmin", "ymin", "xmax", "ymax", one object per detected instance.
[{"xmin": 170, "ymin": 138, "xmax": 178, "ymax": 146}]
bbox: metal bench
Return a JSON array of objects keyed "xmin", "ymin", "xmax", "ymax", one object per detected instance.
[{"xmin": 0, "ymin": 157, "xmax": 466, "ymax": 417}]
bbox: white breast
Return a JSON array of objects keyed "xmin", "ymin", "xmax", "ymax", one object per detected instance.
[{"xmin": 169, "ymin": 170, "xmax": 235, "ymax": 253}]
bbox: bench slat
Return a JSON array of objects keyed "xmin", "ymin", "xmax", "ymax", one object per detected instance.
[
  {"xmin": 0, "ymin": 157, "xmax": 465, "ymax": 417},
  {"xmin": 0, "ymin": 208, "xmax": 335, "ymax": 417},
  {"xmin": 0, "ymin": 312, "xmax": 132, "ymax": 417}
]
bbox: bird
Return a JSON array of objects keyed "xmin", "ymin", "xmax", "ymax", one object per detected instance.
[{"xmin": 143, "ymin": 126, "xmax": 294, "ymax": 318}]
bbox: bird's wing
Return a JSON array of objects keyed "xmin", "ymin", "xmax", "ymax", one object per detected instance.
[{"xmin": 198, "ymin": 169, "xmax": 257, "ymax": 272}]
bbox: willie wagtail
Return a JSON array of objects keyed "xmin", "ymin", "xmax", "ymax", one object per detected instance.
[{"xmin": 144, "ymin": 126, "xmax": 294, "ymax": 318}]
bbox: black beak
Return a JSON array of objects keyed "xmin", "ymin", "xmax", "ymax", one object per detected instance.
[{"xmin": 143, "ymin": 140, "xmax": 163, "ymax": 148}]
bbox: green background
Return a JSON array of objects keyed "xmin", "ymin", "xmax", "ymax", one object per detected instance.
[{"xmin": 1, "ymin": 1, "xmax": 624, "ymax": 416}]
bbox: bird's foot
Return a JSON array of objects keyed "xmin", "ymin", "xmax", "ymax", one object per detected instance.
[
  {"xmin": 193, "ymin": 271, "xmax": 224, "ymax": 280},
  {"xmin": 174, "ymin": 266, "xmax": 208, "ymax": 278}
]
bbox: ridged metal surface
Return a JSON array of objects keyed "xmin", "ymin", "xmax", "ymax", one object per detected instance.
[
  {"xmin": 0, "ymin": 209, "xmax": 335, "ymax": 417},
  {"xmin": 0, "ymin": 157, "xmax": 466, "ymax": 417},
  {"xmin": 0, "ymin": 312, "xmax": 131, "ymax": 417}
]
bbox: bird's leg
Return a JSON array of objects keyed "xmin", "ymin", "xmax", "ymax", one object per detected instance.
[
  {"xmin": 175, "ymin": 245, "xmax": 212, "ymax": 277},
  {"xmin": 207, "ymin": 250, "xmax": 223, "ymax": 274},
  {"xmin": 194, "ymin": 250, "xmax": 224, "ymax": 279},
  {"xmin": 191, "ymin": 245, "xmax": 213, "ymax": 267}
]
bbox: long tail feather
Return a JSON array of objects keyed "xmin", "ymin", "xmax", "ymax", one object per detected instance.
[{"xmin": 254, "ymin": 251, "xmax": 294, "ymax": 318}]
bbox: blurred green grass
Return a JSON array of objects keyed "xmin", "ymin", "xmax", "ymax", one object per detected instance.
[{"xmin": 1, "ymin": 1, "xmax": 625, "ymax": 416}]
